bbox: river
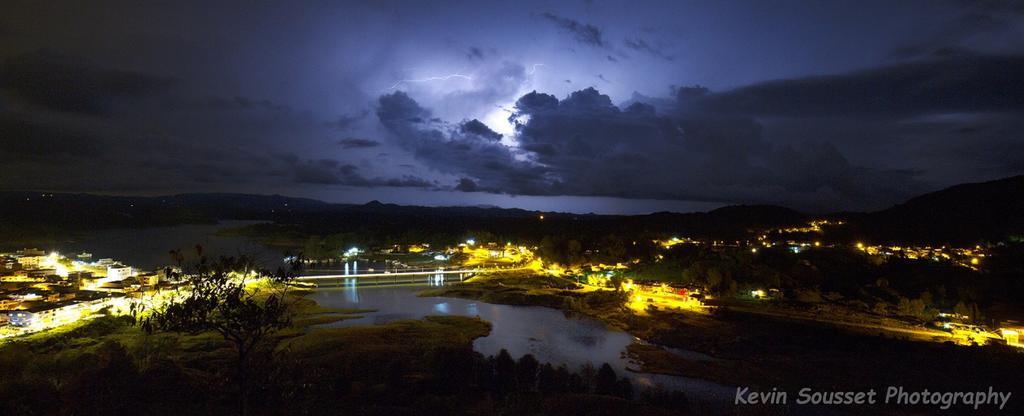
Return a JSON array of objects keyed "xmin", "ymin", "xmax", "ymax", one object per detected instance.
[
  {"xmin": 27, "ymin": 223, "xmax": 735, "ymax": 409},
  {"xmin": 309, "ymin": 285, "xmax": 735, "ymax": 409}
]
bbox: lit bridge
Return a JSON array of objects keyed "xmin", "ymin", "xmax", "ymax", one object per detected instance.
[{"xmin": 296, "ymin": 267, "xmax": 488, "ymax": 287}]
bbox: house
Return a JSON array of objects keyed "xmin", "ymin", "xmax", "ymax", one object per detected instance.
[
  {"xmin": 16, "ymin": 255, "xmax": 46, "ymax": 269},
  {"xmin": 999, "ymin": 321, "xmax": 1024, "ymax": 348},
  {"xmin": 4, "ymin": 292, "xmax": 119, "ymax": 330},
  {"xmin": 106, "ymin": 265, "xmax": 134, "ymax": 281}
]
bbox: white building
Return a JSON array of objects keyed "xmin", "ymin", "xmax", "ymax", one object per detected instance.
[{"xmin": 106, "ymin": 265, "xmax": 134, "ymax": 281}]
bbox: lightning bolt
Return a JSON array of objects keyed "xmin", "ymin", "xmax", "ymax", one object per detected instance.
[
  {"xmin": 527, "ymin": 63, "xmax": 545, "ymax": 75},
  {"xmin": 387, "ymin": 73, "xmax": 474, "ymax": 90}
]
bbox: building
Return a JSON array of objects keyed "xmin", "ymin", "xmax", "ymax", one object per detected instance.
[
  {"xmin": 3, "ymin": 292, "xmax": 120, "ymax": 330},
  {"xmin": 106, "ymin": 265, "xmax": 134, "ymax": 281},
  {"xmin": 17, "ymin": 255, "xmax": 46, "ymax": 269},
  {"xmin": 999, "ymin": 321, "xmax": 1024, "ymax": 348},
  {"xmin": 138, "ymin": 272, "xmax": 160, "ymax": 286},
  {"xmin": 67, "ymin": 271, "xmax": 93, "ymax": 288},
  {"xmin": 0, "ymin": 299, "xmax": 21, "ymax": 310},
  {"xmin": 7, "ymin": 310, "xmax": 35, "ymax": 327},
  {"xmin": 27, "ymin": 268, "xmax": 57, "ymax": 278}
]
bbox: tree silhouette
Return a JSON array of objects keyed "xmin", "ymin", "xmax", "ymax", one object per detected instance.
[
  {"xmin": 515, "ymin": 353, "xmax": 539, "ymax": 391},
  {"xmin": 594, "ymin": 363, "xmax": 618, "ymax": 395},
  {"xmin": 493, "ymin": 349, "xmax": 516, "ymax": 395},
  {"xmin": 136, "ymin": 252, "xmax": 300, "ymax": 415}
]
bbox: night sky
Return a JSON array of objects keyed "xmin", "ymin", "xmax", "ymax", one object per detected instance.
[{"xmin": 2, "ymin": 1, "xmax": 1023, "ymax": 214}]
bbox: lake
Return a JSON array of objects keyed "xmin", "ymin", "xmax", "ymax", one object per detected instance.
[
  {"xmin": 310, "ymin": 285, "xmax": 735, "ymax": 409},
  {"xmin": 24, "ymin": 223, "xmax": 736, "ymax": 409}
]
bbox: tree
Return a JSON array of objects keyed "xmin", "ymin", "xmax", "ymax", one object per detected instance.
[
  {"xmin": 515, "ymin": 353, "xmax": 539, "ymax": 391},
  {"xmin": 536, "ymin": 363, "xmax": 559, "ymax": 393},
  {"xmin": 609, "ymin": 273, "xmax": 626, "ymax": 291},
  {"xmin": 616, "ymin": 377, "xmax": 633, "ymax": 399},
  {"xmin": 566, "ymin": 239, "xmax": 583, "ymax": 265},
  {"xmin": 61, "ymin": 341, "xmax": 141, "ymax": 415},
  {"xmin": 136, "ymin": 253, "xmax": 299, "ymax": 415},
  {"xmin": 594, "ymin": 363, "xmax": 618, "ymax": 395},
  {"xmin": 429, "ymin": 346, "xmax": 475, "ymax": 392},
  {"xmin": 953, "ymin": 301, "xmax": 971, "ymax": 320},
  {"xmin": 493, "ymin": 349, "xmax": 516, "ymax": 395},
  {"xmin": 601, "ymin": 235, "xmax": 628, "ymax": 262}
]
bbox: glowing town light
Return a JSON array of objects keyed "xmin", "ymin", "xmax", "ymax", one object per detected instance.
[
  {"xmin": 856, "ymin": 242, "xmax": 865, "ymax": 250},
  {"xmin": 54, "ymin": 263, "xmax": 69, "ymax": 277},
  {"xmin": 466, "ymin": 239, "xmax": 476, "ymax": 246},
  {"xmin": 344, "ymin": 247, "xmax": 360, "ymax": 257},
  {"xmin": 971, "ymin": 257, "xmax": 980, "ymax": 265},
  {"xmin": 1001, "ymin": 329, "xmax": 1021, "ymax": 347},
  {"xmin": 751, "ymin": 248, "xmax": 758, "ymax": 253}
]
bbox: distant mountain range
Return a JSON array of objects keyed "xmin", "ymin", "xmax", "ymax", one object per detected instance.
[
  {"xmin": 860, "ymin": 175, "xmax": 1024, "ymax": 244},
  {"xmin": 1, "ymin": 175, "xmax": 1021, "ymax": 244}
]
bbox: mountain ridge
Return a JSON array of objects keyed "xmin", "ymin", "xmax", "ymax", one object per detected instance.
[{"xmin": 2, "ymin": 175, "xmax": 1022, "ymax": 243}]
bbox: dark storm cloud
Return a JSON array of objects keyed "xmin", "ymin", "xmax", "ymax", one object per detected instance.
[
  {"xmin": 162, "ymin": 95, "xmax": 291, "ymax": 112},
  {"xmin": 509, "ymin": 87, "xmax": 924, "ymax": 210},
  {"xmin": 377, "ymin": 91, "xmax": 554, "ymax": 195},
  {"xmin": 0, "ymin": 112, "xmax": 104, "ymax": 157},
  {"xmin": 0, "ymin": 50, "xmax": 175, "ymax": 114},
  {"xmin": 466, "ymin": 47, "xmax": 486, "ymax": 61},
  {"xmin": 205, "ymin": 96, "xmax": 290, "ymax": 112},
  {"xmin": 623, "ymin": 37, "xmax": 674, "ymax": 61},
  {"xmin": 890, "ymin": 0, "xmax": 1024, "ymax": 59},
  {"xmin": 698, "ymin": 55, "xmax": 1024, "ymax": 117},
  {"xmin": 280, "ymin": 155, "xmax": 434, "ymax": 188},
  {"xmin": 378, "ymin": 91, "xmax": 432, "ymax": 125},
  {"xmin": 459, "ymin": 119, "xmax": 502, "ymax": 141},
  {"xmin": 338, "ymin": 137, "xmax": 381, "ymax": 149},
  {"xmin": 326, "ymin": 110, "xmax": 368, "ymax": 130},
  {"xmin": 0, "ymin": 105, "xmax": 278, "ymax": 193},
  {"xmin": 455, "ymin": 178, "xmax": 479, "ymax": 192},
  {"xmin": 4, "ymin": 0, "xmax": 1023, "ymax": 212},
  {"xmin": 540, "ymin": 13, "xmax": 606, "ymax": 48},
  {"xmin": 0, "ymin": 50, "xmax": 343, "ymax": 194},
  {"xmin": 377, "ymin": 85, "xmax": 930, "ymax": 211}
]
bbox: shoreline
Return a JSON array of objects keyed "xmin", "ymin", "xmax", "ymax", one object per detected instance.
[{"xmin": 416, "ymin": 271, "xmax": 1024, "ymax": 399}]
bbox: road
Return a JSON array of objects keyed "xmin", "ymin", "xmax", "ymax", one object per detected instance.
[{"xmin": 725, "ymin": 304, "xmax": 952, "ymax": 342}]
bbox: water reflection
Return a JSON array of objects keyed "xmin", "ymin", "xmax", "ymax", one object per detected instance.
[{"xmin": 309, "ymin": 285, "xmax": 735, "ymax": 407}]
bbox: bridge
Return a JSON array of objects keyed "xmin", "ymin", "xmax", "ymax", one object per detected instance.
[{"xmin": 296, "ymin": 267, "xmax": 486, "ymax": 287}]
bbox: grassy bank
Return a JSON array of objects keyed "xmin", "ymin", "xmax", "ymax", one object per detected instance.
[
  {"xmin": 419, "ymin": 271, "xmax": 637, "ymax": 330},
  {"xmin": 1, "ymin": 283, "xmax": 694, "ymax": 415},
  {"xmin": 420, "ymin": 271, "xmax": 1024, "ymax": 412}
]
